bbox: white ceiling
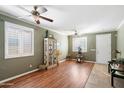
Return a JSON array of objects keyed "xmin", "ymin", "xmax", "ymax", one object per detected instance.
[{"xmin": 0, "ymin": 5, "xmax": 124, "ymax": 35}]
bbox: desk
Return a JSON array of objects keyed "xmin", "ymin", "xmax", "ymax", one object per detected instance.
[
  {"xmin": 108, "ymin": 58, "xmax": 124, "ymax": 87},
  {"xmin": 108, "ymin": 59, "xmax": 124, "ymax": 73}
]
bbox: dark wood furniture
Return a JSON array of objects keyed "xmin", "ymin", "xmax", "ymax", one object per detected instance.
[
  {"xmin": 76, "ymin": 53, "xmax": 84, "ymax": 63},
  {"xmin": 108, "ymin": 59, "xmax": 116, "ymax": 73},
  {"xmin": 108, "ymin": 58, "xmax": 124, "ymax": 87}
]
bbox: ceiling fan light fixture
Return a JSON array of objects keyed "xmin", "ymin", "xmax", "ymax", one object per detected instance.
[
  {"xmin": 33, "ymin": 15, "xmax": 39, "ymax": 21},
  {"xmin": 36, "ymin": 20, "xmax": 40, "ymax": 24},
  {"xmin": 32, "ymin": 15, "xmax": 40, "ymax": 24},
  {"xmin": 74, "ymin": 30, "xmax": 78, "ymax": 36},
  {"xmin": 18, "ymin": 6, "xmax": 53, "ymax": 24},
  {"xmin": 75, "ymin": 31, "xmax": 77, "ymax": 35}
]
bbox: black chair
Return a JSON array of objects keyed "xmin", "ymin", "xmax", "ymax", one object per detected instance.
[{"xmin": 109, "ymin": 58, "xmax": 124, "ymax": 87}]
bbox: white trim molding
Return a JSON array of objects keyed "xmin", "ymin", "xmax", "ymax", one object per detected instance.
[
  {"xmin": 0, "ymin": 69, "xmax": 39, "ymax": 84},
  {"xmin": 0, "ymin": 11, "xmax": 67, "ymax": 36},
  {"xmin": 0, "ymin": 60, "xmax": 66, "ymax": 84},
  {"xmin": 117, "ymin": 19, "xmax": 124, "ymax": 30},
  {"xmin": 85, "ymin": 61, "xmax": 96, "ymax": 63},
  {"xmin": 59, "ymin": 59, "xmax": 66, "ymax": 63}
]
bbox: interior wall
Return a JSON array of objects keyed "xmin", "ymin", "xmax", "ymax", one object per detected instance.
[
  {"xmin": 118, "ymin": 24, "xmax": 124, "ymax": 58},
  {"xmin": 68, "ymin": 31, "xmax": 117, "ymax": 61},
  {"xmin": 0, "ymin": 14, "xmax": 68, "ymax": 81}
]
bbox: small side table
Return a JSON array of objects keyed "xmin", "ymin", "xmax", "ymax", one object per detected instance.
[{"xmin": 76, "ymin": 54, "xmax": 84, "ymax": 63}]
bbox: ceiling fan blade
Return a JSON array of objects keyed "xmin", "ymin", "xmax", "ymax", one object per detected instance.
[
  {"xmin": 41, "ymin": 7, "xmax": 48, "ymax": 13},
  {"xmin": 39, "ymin": 16, "xmax": 53, "ymax": 22},
  {"xmin": 35, "ymin": 20, "xmax": 40, "ymax": 24},
  {"xmin": 37, "ymin": 6, "xmax": 48, "ymax": 14}
]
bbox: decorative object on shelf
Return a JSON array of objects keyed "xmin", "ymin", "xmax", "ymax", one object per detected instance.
[
  {"xmin": 45, "ymin": 30, "xmax": 49, "ymax": 38},
  {"xmin": 113, "ymin": 49, "xmax": 121, "ymax": 59},
  {"xmin": 49, "ymin": 34, "xmax": 54, "ymax": 39}
]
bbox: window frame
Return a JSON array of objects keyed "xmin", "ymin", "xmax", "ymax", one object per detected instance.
[
  {"xmin": 72, "ymin": 37, "xmax": 87, "ymax": 52},
  {"xmin": 5, "ymin": 21, "xmax": 34, "ymax": 59}
]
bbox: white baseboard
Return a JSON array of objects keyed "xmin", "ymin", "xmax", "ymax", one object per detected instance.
[
  {"xmin": 85, "ymin": 61, "xmax": 96, "ymax": 63},
  {"xmin": 0, "ymin": 69, "xmax": 39, "ymax": 84},
  {"xmin": 72, "ymin": 59, "xmax": 76, "ymax": 61},
  {"xmin": 0, "ymin": 59, "xmax": 66, "ymax": 84},
  {"xmin": 66, "ymin": 59, "xmax": 96, "ymax": 63},
  {"xmin": 59, "ymin": 59, "xmax": 66, "ymax": 63}
]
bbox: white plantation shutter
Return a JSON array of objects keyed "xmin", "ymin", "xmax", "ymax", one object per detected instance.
[
  {"xmin": 7, "ymin": 27, "xmax": 19, "ymax": 56},
  {"xmin": 5, "ymin": 22, "xmax": 34, "ymax": 59},
  {"xmin": 81, "ymin": 37, "xmax": 87, "ymax": 52},
  {"xmin": 23, "ymin": 30, "xmax": 32, "ymax": 55},
  {"xmin": 73, "ymin": 37, "xmax": 87, "ymax": 52}
]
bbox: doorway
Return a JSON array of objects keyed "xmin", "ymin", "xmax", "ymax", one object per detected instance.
[{"xmin": 96, "ymin": 34, "xmax": 111, "ymax": 64}]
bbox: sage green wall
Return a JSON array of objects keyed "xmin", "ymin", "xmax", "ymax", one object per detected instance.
[
  {"xmin": 0, "ymin": 14, "xmax": 68, "ymax": 81},
  {"xmin": 118, "ymin": 24, "xmax": 124, "ymax": 58},
  {"xmin": 68, "ymin": 31, "xmax": 117, "ymax": 61}
]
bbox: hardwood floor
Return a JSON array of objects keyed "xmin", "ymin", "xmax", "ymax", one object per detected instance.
[
  {"xmin": 85, "ymin": 64, "xmax": 124, "ymax": 88},
  {"xmin": 5, "ymin": 61, "xmax": 94, "ymax": 88}
]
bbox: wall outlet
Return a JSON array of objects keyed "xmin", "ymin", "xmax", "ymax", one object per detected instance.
[{"xmin": 29, "ymin": 64, "xmax": 33, "ymax": 68}]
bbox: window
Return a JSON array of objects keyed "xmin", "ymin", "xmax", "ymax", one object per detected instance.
[
  {"xmin": 73, "ymin": 37, "xmax": 87, "ymax": 52},
  {"xmin": 5, "ymin": 22, "xmax": 34, "ymax": 59}
]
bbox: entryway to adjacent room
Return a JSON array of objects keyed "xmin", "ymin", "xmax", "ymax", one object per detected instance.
[{"xmin": 96, "ymin": 34, "xmax": 111, "ymax": 64}]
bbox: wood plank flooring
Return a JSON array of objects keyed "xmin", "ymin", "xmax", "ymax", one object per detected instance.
[
  {"xmin": 85, "ymin": 64, "xmax": 124, "ymax": 88},
  {"xmin": 5, "ymin": 61, "xmax": 94, "ymax": 88}
]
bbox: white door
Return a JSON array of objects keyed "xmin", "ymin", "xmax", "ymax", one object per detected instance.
[{"xmin": 96, "ymin": 34, "xmax": 111, "ymax": 64}]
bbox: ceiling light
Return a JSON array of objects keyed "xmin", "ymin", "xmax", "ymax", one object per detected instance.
[{"xmin": 75, "ymin": 30, "xmax": 78, "ymax": 35}]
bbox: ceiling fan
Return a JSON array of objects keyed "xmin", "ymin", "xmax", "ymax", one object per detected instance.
[{"xmin": 18, "ymin": 6, "xmax": 53, "ymax": 24}]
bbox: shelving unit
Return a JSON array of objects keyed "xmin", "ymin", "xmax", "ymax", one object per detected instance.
[{"xmin": 43, "ymin": 37, "xmax": 58, "ymax": 69}]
